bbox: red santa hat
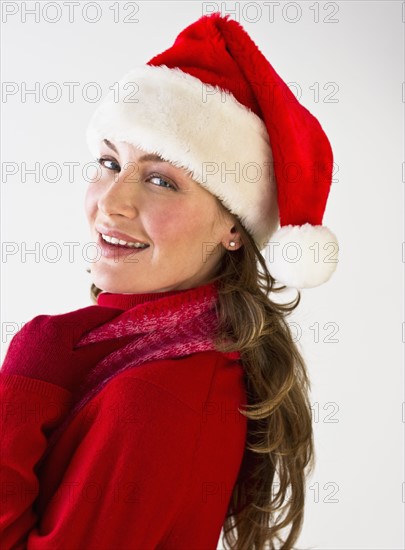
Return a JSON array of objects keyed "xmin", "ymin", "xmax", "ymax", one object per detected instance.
[{"xmin": 86, "ymin": 12, "xmax": 338, "ymax": 289}]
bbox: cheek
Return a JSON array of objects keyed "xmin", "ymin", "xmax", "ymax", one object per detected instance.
[
  {"xmin": 149, "ymin": 202, "xmax": 216, "ymax": 248},
  {"xmin": 146, "ymin": 209, "xmax": 182, "ymax": 243}
]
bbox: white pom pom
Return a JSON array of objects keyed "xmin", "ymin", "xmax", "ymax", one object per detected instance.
[{"xmin": 264, "ymin": 223, "xmax": 339, "ymax": 289}]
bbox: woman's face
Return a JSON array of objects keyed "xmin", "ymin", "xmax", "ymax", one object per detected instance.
[{"xmin": 84, "ymin": 139, "xmax": 239, "ymax": 294}]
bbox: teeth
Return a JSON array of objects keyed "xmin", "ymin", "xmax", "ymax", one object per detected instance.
[{"xmin": 101, "ymin": 233, "xmax": 148, "ymax": 248}]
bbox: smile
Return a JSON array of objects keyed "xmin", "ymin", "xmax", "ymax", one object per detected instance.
[{"xmin": 101, "ymin": 233, "xmax": 149, "ymax": 249}]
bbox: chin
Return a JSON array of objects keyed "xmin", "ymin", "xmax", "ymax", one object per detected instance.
[{"xmin": 90, "ymin": 271, "xmax": 127, "ymax": 295}]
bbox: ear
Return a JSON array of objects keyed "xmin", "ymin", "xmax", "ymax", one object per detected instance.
[
  {"xmin": 215, "ymin": 203, "xmax": 244, "ymax": 251},
  {"xmin": 222, "ymin": 224, "xmax": 243, "ymax": 251}
]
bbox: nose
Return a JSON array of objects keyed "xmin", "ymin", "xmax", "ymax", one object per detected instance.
[{"xmin": 97, "ymin": 169, "xmax": 140, "ymax": 218}]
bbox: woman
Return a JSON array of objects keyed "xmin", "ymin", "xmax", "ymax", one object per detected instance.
[{"xmin": 0, "ymin": 12, "xmax": 338, "ymax": 550}]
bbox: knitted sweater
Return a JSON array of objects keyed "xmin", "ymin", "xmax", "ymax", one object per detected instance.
[{"xmin": 0, "ymin": 283, "xmax": 248, "ymax": 550}]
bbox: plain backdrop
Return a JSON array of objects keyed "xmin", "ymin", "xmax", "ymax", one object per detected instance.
[{"xmin": 1, "ymin": 1, "xmax": 403, "ymax": 549}]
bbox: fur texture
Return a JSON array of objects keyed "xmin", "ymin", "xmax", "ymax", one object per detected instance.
[{"xmin": 267, "ymin": 223, "xmax": 338, "ymax": 288}]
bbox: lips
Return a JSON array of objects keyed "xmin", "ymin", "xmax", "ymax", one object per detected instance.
[
  {"xmin": 95, "ymin": 225, "xmax": 149, "ymax": 246},
  {"xmin": 96, "ymin": 231, "xmax": 149, "ymax": 259}
]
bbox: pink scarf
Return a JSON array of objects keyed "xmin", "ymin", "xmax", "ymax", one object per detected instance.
[{"xmin": 38, "ymin": 281, "xmax": 240, "ymax": 469}]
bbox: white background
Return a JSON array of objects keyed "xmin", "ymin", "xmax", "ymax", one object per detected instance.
[{"xmin": 1, "ymin": 1, "xmax": 404, "ymax": 549}]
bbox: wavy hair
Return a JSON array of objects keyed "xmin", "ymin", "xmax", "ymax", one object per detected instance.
[{"xmin": 88, "ymin": 203, "xmax": 315, "ymax": 549}]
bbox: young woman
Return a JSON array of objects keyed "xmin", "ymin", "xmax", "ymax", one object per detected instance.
[{"xmin": 0, "ymin": 12, "xmax": 338, "ymax": 550}]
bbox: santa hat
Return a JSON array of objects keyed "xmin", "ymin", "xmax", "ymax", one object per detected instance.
[{"xmin": 86, "ymin": 12, "xmax": 338, "ymax": 289}]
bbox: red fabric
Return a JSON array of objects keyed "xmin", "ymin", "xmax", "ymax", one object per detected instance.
[
  {"xmin": 147, "ymin": 12, "xmax": 334, "ymax": 228},
  {"xmin": 97, "ymin": 287, "xmax": 190, "ymax": 309},
  {"xmin": 0, "ymin": 284, "xmax": 247, "ymax": 549}
]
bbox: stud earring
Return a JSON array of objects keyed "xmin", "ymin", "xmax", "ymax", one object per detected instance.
[{"xmin": 229, "ymin": 241, "xmax": 236, "ymax": 247}]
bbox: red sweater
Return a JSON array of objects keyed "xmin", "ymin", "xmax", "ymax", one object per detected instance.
[{"xmin": 0, "ymin": 286, "xmax": 248, "ymax": 549}]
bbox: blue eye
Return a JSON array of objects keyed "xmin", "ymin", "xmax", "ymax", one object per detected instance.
[
  {"xmin": 96, "ymin": 158, "xmax": 177, "ymax": 191},
  {"xmin": 147, "ymin": 174, "xmax": 176, "ymax": 191},
  {"xmin": 96, "ymin": 157, "xmax": 120, "ymax": 172}
]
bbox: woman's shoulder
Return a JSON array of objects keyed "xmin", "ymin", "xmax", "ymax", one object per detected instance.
[
  {"xmin": 108, "ymin": 349, "xmax": 246, "ymax": 415},
  {"xmin": 6, "ymin": 304, "xmax": 121, "ymax": 348}
]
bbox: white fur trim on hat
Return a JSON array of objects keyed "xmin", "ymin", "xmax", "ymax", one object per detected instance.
[
  {"xmin": 85, "ymin": 64, "xmax": 279, "ymax": 248},
  {"xmin": 265, "ymin": 223, "xmax": 339, "ymax": 289}
]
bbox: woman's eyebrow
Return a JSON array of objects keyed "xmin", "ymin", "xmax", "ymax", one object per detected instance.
[
  {"xmin": 103, "ymin": 139, "xmax": 168, "ymax": 164},
  {"xmin": 137, "ymin": 153, "xmax": 169, "ymax": 164},
  {"xmin": 103, "ymin": 139, "xmax": 119, "ymax": 154}
]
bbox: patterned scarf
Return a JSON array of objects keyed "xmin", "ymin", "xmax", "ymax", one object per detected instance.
[{"xmin": 38, "ymin": 281, "xmax": 240, "ymax": 470}]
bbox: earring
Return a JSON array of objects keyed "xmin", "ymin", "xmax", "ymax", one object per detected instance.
[{"xmin": 229, "ymin": 241, "xmax": 236, "ymax": 248}]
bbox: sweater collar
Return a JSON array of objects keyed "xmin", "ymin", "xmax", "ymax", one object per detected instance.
[{"xmin": 96, "ymin": 281, "xmax": 218, "ymax": 311}]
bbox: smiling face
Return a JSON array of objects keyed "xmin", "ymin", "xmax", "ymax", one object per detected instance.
[{"xmin": 84, "ymin": 139, "xmax": 242, "ymax": 294}]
